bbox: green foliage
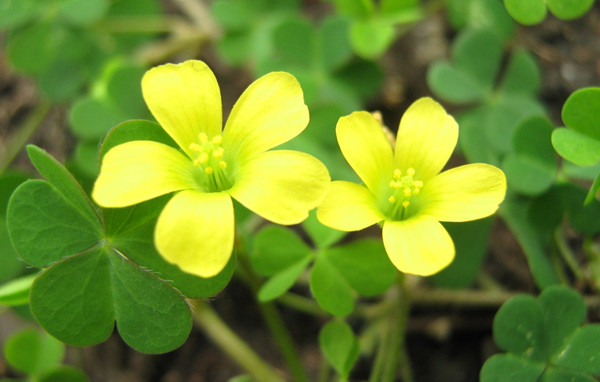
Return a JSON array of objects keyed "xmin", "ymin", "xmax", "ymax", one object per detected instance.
[
  {"xmin": 6, "ymin": 145, "xmax": 233, "ymax": 353},
  {"xmin": 212, "ymin": 0, "xmax": 300, "ymax": 67},
  {"xmin": 502, "ymin": 116, "xmax": 557, "ymax": 196},
  {"xmin": 3, "ymin": 328, "xmax": 89, "ymax": 382},
  {"xmin": 250, "ymin": 224, "xmax": 396, "ymax": 316},
  {"xmin": 446, "ymin": 0, "xmax": 514, "ymax": 41},
  {"xmin": 500, "ymin": 199, "xmax": 559, "ymax": 289},
  {"xmin": 4, "ymin": 328, "xmax": 65, "ymax": 377},
  {"xmin": 503, "ymin": 0, "xmax": 594, "ymax": 25},
  {"xmin": 0, "ymin": 274, "xmax": 37, "ymax": 306},
  {"xmin": 69, "ymin": 62, "xmax": 149, "ymax": 177},
  {"xmin": 428, "ymin": 218, "xmax": 494, "ymax": 288},
  {"xmin": 552, "ymin": 88, "xmax": 600, "ymax": 167},
  {"xmin": 319, "ymin": 320, "xmax": 359, "ymax": 378},
  {"xmin": 428, "ymin": 29, "xmax": 545, "ymax": 165},
  {"xmin": 481, "ymin": 286, "xmax": 600, "ymax": 381},
  {"xmin": 0, "ymin": 173, "xmax": 30, "ymax": 283},
  {"xmin": 266, "ymin": 15, "xmax": 382, "ymax": 180},
  {"xmin": 332, "ymin": 0, "xmax": 422, "ymax": 59},
  {"xmin": 3, "ymin": 0, "xmax": 162, "ymax": 101}
]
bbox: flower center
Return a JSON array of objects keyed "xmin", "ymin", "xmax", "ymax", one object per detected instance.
[
  {"xmin": 385, "ymin": 167, "xmax": 423, "ymax": 220},
  {"xmin": 189, "ymin": 133, "xmax": 232, "ymax": 192}
]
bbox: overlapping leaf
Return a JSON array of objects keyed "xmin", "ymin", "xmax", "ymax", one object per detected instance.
[
  {"xmin": 503, "ymin": 0, "xmax": 594, "ymax": 25},
  {"xmin": 6, "ymin": 143, "xmax": 233, "ymax": 354},
  {"xmin": 251, "ymin": 223, "xmax": 396, "ymax": 316},
  {"xmin": 427, "ymin": 29, "xmax": 545, "ymax": 165},
  {"xmin": 481, "ymin": 286, "xmax": 600, "ymax": 381}
]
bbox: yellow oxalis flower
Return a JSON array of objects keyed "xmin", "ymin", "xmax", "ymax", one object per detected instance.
[
  {"xmin": 93, "ymin": 60, "xmax": 330, "ymax": 278},
  {"xmin": 317, "ymin": 97, "xmax": 507, "ymax": 276}
]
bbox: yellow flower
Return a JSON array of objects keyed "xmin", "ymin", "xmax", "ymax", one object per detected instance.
[
  {"xmin": 317, "ymin": 98, "xmax": 506, "ymax": 276},
  {"xmin": 92, "ymin": 60, "xmax": 330, "ymax": 278}
]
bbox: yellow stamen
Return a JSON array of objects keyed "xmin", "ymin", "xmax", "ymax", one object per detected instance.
[
  {"xmin": 385, "ymin": 167, "xmax": 424, "ymax": 220},
  {"xmin": 213, "ymin": 147, "xmax": 224, "ymax": 158},
  {"xmin": 189, "ymin": 133, "xmax": 231, "ymax": 191}
]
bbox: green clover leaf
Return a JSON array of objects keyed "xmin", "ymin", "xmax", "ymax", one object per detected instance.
[
  {"xmin": 427, "ymin": 29, "xmax": 545, "ymax": 163},
  {"xmin": 319, "ymin": 320, "xmax": 359, "ymax": 379},
  {"xmin": 502, "ymin": 116, "xmax": 557, "ymax": 196},
  {"xmin": 552, "ymin": 88, "xmax": 600, "ymax": 167},
  {"xmin": 481, "ymin": 286, "xmax": 600, "ymax": 381},
  {"xmin": 250, "ymin": 224, "xmax": 396, "ymax": 316},
  {"xmin": 503, "ymin": 0, "xmax": 594, "ymax": 25},
  {"xmin": 6, "ymin": 142, "xmax": 233, "ymax": 354}
]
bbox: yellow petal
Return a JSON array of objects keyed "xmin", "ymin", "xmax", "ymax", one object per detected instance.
[
  {"xmin": 222, "ymin": 72, "xmax": 308, "ymax": 162},
  {"xmin": 230, "ymin": 150, "xmax": 330, "ymax": 225},
  {"xmin": 142, "ymin": 60, "xmax": 222, "ymax": 157},
  {"xmin": 382, "ymin": 216, "xmax": 454, "ymax": 276},
  {"xmin": 155, "ymin": 190, "xmax": 234, "ymax": 278},
  {"xmin": 336, "ymin": 111, "xmax": 394, "ymax": 195},
  {"xmin": 395, "ymin": 97, "xmax": 458, "ymax": 181},
  {"xmin": 317, "ymin": 181, "xmax": 384, "ymax": 231},
  {"xmin": 420, "ymin": 163, "xmax": 506, "ymax": 222},
  {"xmin": 92, "ymin": 141, "xmax": 197, "ymax": 207}
]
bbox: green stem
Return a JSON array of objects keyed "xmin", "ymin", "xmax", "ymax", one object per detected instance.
[
  {"xmin": 172, "ymin": 0, "xmax": 222, "ymax": 38},
  {"xmin": 237, "ymin": 253, "xmax": 311, "ymax": 382},
  {"xmin": 0, "ymin": 99, "xmax": 52, "ymax": 173},
  {"xmin": 369, "ymin": 276, "xmax": 413, "ymax": 382},
  {"xmin": 278, "ymin": 292, "xmax": 328, "ymax": 317},
  {"xmin": 553, "ymin": 227, "xmax": 585, "ymax": 282},
  {"xmin": 191, "ymin": 299, "xmax": 285, "ymax": 382}
]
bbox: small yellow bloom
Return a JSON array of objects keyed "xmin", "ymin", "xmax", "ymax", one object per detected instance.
[
  {"xmin": 93, "ymin": 60, "xmax": 330, "ymax": 278},
  {"xmin": 317, "ymin": 98, "xmax": 506, "ymax": 276}
]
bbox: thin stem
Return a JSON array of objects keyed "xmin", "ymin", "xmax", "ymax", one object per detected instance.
[
  {"xmin": 553, "ymin": 227, "xmax": 585, "ymax": 282},
  {"xmin": 191, "ymin": 299, "xmax": 285, "ymax": 382},
  {"xmin": 369, "ymin": 276, "xmax": 413, "ymax": 382},
  {"xmin": 172, "ymin": 0, "xmax": 222, "ymax": 39},
  {"xmin": 237, "ymin": 253, "xmax": 311, "ymax": 382},
  {"xmin": 409, "ymin": 288, "xmax": 517, "ymax": 309},
  {"xmin": 383, "ymin": 278, "xmax": 413, "ymax": 382},
  {"xmin": 0, "ymin": 99, "xmax": 52, "ymax": 173},
  {"xmin": 278, "ymin": 292, "xmax": 328, "ymax": 317}
]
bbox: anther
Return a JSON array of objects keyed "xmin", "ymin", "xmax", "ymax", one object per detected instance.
[
  {"xmin": 213, "ymin": 147, "xmax": 224, "ymax": 158},
  {"xmin": 212, "ymin": 135, "xmax": 223, "ymax": 145},
  {"xmin": 204, "ymin": 167, "xmax": 214, "ymax": 174},
  {"xmin": 199, "ymin": 133, "xmax": 208, "ymax": 143},
  {"xmin": 393, "ymin": 169, "xmax": 402, "ymax": 178},
  {"xmin": 403, "ymin": 187, "xmax": 412, "ymax": 197},
  {"xmin": 388, "ymin": 196, "xmax": 396, "ymax": 204},
  {"xmin": 219, "ymin": 161, "xmax": 227, "ymax": 169},
  {"xmin": 402, "ymin": 201, "xmax": 410, "ymax": 208}
]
